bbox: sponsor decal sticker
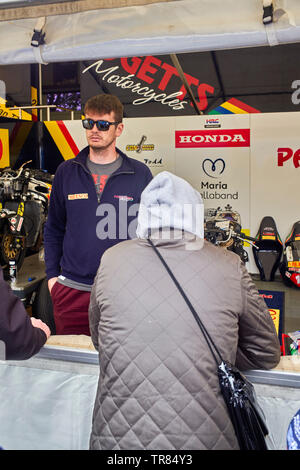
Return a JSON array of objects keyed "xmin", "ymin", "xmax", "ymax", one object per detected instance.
[
  {"xmin": 126, "ymin": 144, "xmax": 155, "ymax": 152},
  {"xmin": 288, "ymin": 261, "xmax": 300, "ymax": 268},
  {"xmin": 17, "ymin": 217, "xmax": 24, "ymax": 232},
  {"xmin": 114, "ymin": 195, "xmax": 134, "ymax": 201},
  {"xmin": 68, "ymin": 193, "xmax": 89, "ymax": 200},
  {"xmin": 143, "ymin": 158, "xmax": 163, "ymax": 167},
  {"xmin": 17, "ymin": 202, "xmax": 24, "ymax": 217},
  {"xmin": 268, "ymin": 309, "xmax": 280, "ymax": 334},
  {"xmin": 202, "ymin": 158, "xmax": 225, "ymax": 178},
  {"xmin": 262, "ymin": 233, "xmax": 276, "ymax": 240},
  {"xmin": 204, "ymin": 118, "xmax": 221, "ymax": 128},
  {"xmin": 175, "ymin": 129, "xmax": 250, "ymax": 148},
  {"xmin": 277, "ymin": 147, "xmax": 300, "ymax": 168},
  {"xmin": 126, "ymin": 135, "xmax": 155, "ymax": 153},
  {"xmin": 200, "ymin": 180, "xmax": 239, "ymax": 201}
]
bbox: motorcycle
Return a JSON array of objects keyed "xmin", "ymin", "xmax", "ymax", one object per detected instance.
[
  {"xmin": 0, "ymin": 161, "xmax": 53, "ymax": 273},
  {"xmin": 204, "ymin": 204, "xmax": 258, "ymax": 263},
  {"xmin": 280, "ymin": 220, "xmax": 300, "ymax": 288}
]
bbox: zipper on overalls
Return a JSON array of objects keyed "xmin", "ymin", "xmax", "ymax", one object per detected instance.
[{"xmin": 74, "ymin": 161, "xmax": 134, "ymax": 204}]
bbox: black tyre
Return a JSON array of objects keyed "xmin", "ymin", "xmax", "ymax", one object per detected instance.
[{"xmin": 32, "ymin": 278, "xmax": 56, "ymax": 334}]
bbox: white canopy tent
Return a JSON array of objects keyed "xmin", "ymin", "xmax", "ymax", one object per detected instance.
[{"xmin": 0, "ymin": 0, "xmax": 299, "ymax": 65}]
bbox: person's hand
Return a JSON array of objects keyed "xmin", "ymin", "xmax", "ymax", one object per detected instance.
[
  {"xmin": 48, "ymin": 277, "xmax": 58, "ymax": 293},
  {"xmin": 31, "ymin": 317, "xmax": 51, "ymax": 339}
]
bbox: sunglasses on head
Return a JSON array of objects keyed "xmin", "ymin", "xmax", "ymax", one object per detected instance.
[{"xmin": 82, "ymin": 118, "xmax": 121, "ymax": 131}]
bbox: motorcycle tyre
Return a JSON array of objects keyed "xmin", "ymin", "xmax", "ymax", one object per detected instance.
[
  {"xmin": 0, "ymin": 224, "xmax": 26, "ymax": 271},
  {"xmin": 32, "ymin": 278, "xmax": 56, "ymax": 335}
]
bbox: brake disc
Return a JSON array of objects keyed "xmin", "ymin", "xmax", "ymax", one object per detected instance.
[{"xmin": 2, "ymin": 231, "xmax": 25, "ymax": 261}]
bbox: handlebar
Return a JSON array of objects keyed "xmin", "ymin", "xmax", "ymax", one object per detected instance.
[
  {"xmin": 0, "ymin": 160, "xmax": 33, "ymax": 181},
  {"xmin": 238, "ymin": 232, "xmax": 257, "ymax": 243},
  {"xmin": 205, "ymin": 226, "xmax": 258, "ymax": 249},
  {"xmin": 230, "ymin": 230, "xmax": 258, "ymax": 249}
]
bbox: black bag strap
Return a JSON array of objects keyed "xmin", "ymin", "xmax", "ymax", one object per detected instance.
[{"xmin": 147, "ymin": 238, "xmax": 224, "ymax": 367}]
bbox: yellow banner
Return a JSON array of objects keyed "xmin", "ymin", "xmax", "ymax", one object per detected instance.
[
  {"xmin": 0, "ymin": 97, "xmax": 32, "ymax": 121},
  {"xmin": 0, "ymin": 128, "xmax": 10, "ymax": 168}
]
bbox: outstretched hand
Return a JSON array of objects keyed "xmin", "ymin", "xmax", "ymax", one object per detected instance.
[{"xmin": 31, "ymin": 317, "xmax": 51, "ymax": 339}]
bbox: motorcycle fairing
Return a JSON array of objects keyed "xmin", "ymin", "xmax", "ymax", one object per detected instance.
[
  {"xmin": 280, "ymin": 221, "xmax": 300, "ymax": 288},
  {"xmin": 3, "ymin": 200, "xmax": 43, "ymax": 248},
  {"xmin": 253, "ymin": 216, "xmax": 283, "ymax": 281}
]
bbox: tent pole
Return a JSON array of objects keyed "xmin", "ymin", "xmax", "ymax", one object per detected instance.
[
  {"xmin": 170, "ymin": 54, "xmax": 202, "ymax": 115},
  {"xmin": 38, "ymin": 63, "xmax": 44, "ymax": 169},
  {"xmin": 38, "ymin": 63, "xmax": 43, "ymax": 121}
]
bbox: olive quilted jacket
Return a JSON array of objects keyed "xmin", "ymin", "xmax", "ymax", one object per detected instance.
[{"xmin": 88, "ymin": 232, "xmax": 281, "ymax": 450}]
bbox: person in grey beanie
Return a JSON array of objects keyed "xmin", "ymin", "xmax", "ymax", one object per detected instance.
[
  {"xmin": 136, "ymin": 171, "xmax": 204, "ymax": 239},
  {"xmin": 88, "ymin": 171, "xmax": 280, "ymax": 450}
]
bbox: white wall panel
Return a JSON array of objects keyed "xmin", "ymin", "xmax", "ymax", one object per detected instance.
[{"xmin": 62, "ymin": 111, "xmax": 300, "ymax": 273}]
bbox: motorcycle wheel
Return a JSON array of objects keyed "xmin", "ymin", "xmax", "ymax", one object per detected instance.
[
  {"xmin": 0, "ymin": 224, "xmax": 26, "ymax": 271},
  {"xmin": 32, "ymin": 278, "xmax": 56, "ymax": 335}
]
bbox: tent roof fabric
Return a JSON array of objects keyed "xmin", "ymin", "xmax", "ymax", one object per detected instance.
[
  {"xmin": 0, "ymin": 0, "xmax": 174, "ymax": 20},
  {"xmin": 0, "ymin": 0, "xmax": 300, "ymax": 65}
]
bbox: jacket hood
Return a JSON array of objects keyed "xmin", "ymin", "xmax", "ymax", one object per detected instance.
[{"xmin": 136, "ymin": 171, "xmax": 204, "ymax": 239}]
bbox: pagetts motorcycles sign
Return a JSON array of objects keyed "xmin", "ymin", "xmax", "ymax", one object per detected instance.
[
  {"xmin": 175, "ymin": 129, "xmax": 250, "ymax": 148},
  {"xmin": 81, "ymin": 56, "xmax": 216, "ymax": 116}
]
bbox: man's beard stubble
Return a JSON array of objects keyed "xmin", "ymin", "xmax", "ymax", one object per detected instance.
[{"xmin": 88, "ymin": 135, "xmax": 116, "ymax": 154}]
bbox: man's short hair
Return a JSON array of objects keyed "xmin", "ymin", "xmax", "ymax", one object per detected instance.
[{"xmin": 84, "ymin": 94, "xmax": 124, "ymax": 122}]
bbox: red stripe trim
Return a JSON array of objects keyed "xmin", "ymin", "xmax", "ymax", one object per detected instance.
[
  {"xmin": 56, "ymin": 121, "xmax": 80, "ymax": 156},
  {"xmin": 228, "ymin": 98, "xmax": 261, "ymax": 113}
]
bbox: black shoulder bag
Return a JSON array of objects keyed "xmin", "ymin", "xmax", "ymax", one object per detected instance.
[{"xmin": 148, "ymin": 238, "xmax": 269, "ymax": 451}]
